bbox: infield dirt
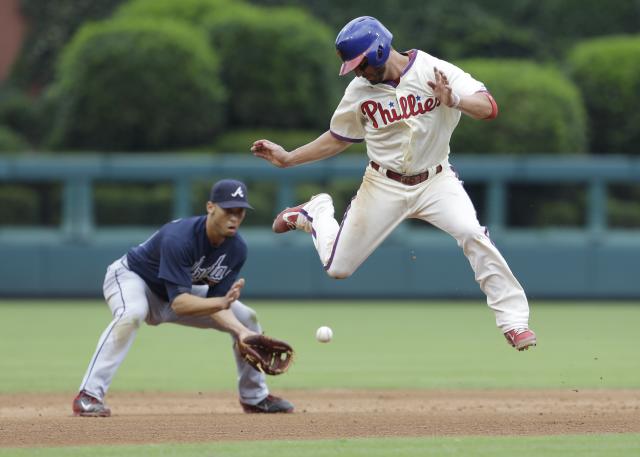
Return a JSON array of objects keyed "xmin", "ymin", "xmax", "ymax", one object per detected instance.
[{"xmin": 1, "ymin": 389, "xmax": 639, "ymax": 447}]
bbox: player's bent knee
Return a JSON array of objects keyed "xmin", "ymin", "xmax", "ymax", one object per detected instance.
[
  {"xmin": 325, "ymin": 266, "xmax": 353, "ymax": 280},
  {"xmin": 231, "ymin": 301, "xmax": 260, "ymax": 327},
  {"xmin": 455, "ymin": 225, "xmax": 487, "ymax": 245},
  {"xmin": 115, "ymin": 308, "xmax": 146, "ymax": 329},
  {"xmin": 119, "ymin": 314, "xmax": 144, "ymax": 328}
]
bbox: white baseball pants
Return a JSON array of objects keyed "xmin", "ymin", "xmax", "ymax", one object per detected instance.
[
  {"xmin": 78, "ymin": 256, "xmax": 268, "ymax": 404},
  {"xmin": 303, "ymin": 163, "xmax": 529, "ymax": 332}
]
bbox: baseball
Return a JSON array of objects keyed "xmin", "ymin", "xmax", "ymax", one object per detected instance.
[{"xmin": 315, "ymin": 326, "xmax": 333, "ymax": 343}]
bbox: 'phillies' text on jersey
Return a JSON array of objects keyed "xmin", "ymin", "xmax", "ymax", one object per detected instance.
[{"xmin": 361, "ymin": 95, "xmax": 441, "ymax": 128}]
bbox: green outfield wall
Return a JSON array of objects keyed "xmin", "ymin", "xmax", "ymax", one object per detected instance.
[{"xmin": 0, "ymin": 154, "xmax": 638, "ymax": 298}]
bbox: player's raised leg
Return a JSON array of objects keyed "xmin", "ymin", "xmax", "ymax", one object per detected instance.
[
  {"xmin": 273, "ymin": 166, "xmax": 409, "ymax": 278},
  {"xmin": 412, "ymin": 169, "xmax": 535, "ymax": 350}
]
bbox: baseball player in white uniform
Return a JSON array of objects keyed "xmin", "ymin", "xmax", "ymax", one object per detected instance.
[{"xmin": 252, "ymin": 16, "xmax": 536, "ymax": 351}]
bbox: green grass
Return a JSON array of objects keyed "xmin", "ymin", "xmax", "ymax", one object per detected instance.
[
  {"xmin": 0, "ymin": 300, "xmax": 638, "ymax": 392},
  {"xmin": 0, "ymin": 434, "xmax": 639, "ymax": 457},
  {"xmin": 1, "ymin": 300, "xmax": 638, "ymax": 456}
]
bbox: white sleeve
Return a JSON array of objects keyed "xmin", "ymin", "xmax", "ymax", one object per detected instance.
[
  {"xmin": 433, "ymin": 57, "xmax": 487, "ymax": 96},
  {"xmin": 329, "ymin": 87, "xmax": 365, "ymax": 143}
]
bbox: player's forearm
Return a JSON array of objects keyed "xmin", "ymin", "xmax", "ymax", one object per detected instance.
[
  {"xmin": 457, "ymin": 92, "xmax": 498, "ymax": 120},
  {"xmin": 284, "ymin": 131, "xmax": 350, "ymax": 167},
  {"xmin": 171, "ymin": 293, "xmax": 229, "ymax": 317},
  {"xmin": 207, "ymin": 309, "xmax": 252, "ymax": 340}
]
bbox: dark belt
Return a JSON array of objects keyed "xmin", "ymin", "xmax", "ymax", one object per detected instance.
[{"xmin": 370, "ymin": 161, "xmax": 443, "ymax": 186}]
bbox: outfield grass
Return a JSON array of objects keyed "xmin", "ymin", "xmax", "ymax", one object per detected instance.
[
  {"xmin": 0, "ymin": 434, "xmax": 639, "ymax": 457},
  {"xmin": 1, "ymin": 300, "xmax": 638, "ymax": 456},
  {"xmin": 0, "ymin": 300, "xmax": 638, "ymax": 392}
]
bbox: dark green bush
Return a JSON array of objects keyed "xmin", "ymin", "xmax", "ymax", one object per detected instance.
[
  {"xmin": 487, "ymin": 0, "xmax": 640, "ymax": 59},
  {"xmin": 255, "ymin": 0, "xmax": 640, "ymax": 62},
  {"xmin": 204, "ymin": 7, "xmax": 340, "ymax": 130},
  {"xmin": 0, "ymin": 185, "xmax": 38, "ymax": 224},
  {"xmin": 608, "ymin": 185, "xmax": 640, "ymax": 228},
  {"xmin": 568, "ymin": 36, "xmax": 640, "ymax": 155},
  {"xmin": 451, "ymin": 59, "xmax": 587, "ymax": 154},
  {"xmin": 0, "ymin": 126, "xmax": 30, "ymax": 153},
  {"xmin": 0, "ymin": 88, "xmax": 45, "ymax": 145},
  {"xmin": 115, "ymin": 0, "xmax": 238, "ymax": 26},
  {"xmin": 507, "ymin": 184, "xmax": 587, "ymax": 228},
  {"xmin": 47, "ymin": 19, "xmax": 225, "ymax": 151},
  {"xmin": 94, "ymin": 183, "xmax": 172, "ymax": 226},
  {"xmin": 0, "ymin": 183, "xmax": 61, "ymax": 225},
  {"xmin": 12, "ymin": 0, "xmax": 127, "ymax": 88}
]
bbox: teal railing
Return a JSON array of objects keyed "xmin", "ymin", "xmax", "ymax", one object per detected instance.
[{"xmin": 1, "ymin": 154, "xmax": 639, "ymax": 298}]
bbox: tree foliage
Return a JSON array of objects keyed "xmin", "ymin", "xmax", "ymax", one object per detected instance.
[
  {"xmin": 204, "ymin": 7, "xmax": 339, "ymax": 129},
  {"xmin": 252, "ymin": 0, "xmax": 640, "ymax": 60},
  {"xmin": 568, "ymin": 35, "xmax": 640, "ymax": 154},
  {"xmin": 47, "ymin": 19, "xmax": 225, "ymax": 151},
  {"xmin": 115, "ymin": 0, "xmax": 238, "ymax": 26},
  {"xmin": 12, "ymin": 0, "xmax": 127, "ymax": 88},
  {"xmin": 452, "ymin": 59, "xmax": 586, "ymax": 154}
]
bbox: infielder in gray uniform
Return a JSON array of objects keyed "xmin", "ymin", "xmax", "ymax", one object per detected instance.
[
  {"xmin": 252, "ymin": 16, "xmax": 536, "ymax": 351},
  {"xmin": 72, "ymin": 179, "xmax": 293, "ymax": 416}
]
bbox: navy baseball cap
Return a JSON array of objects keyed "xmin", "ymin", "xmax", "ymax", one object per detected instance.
[{"xmin": 209, "ymin": 179, "xmax": 253, "ymax": 209}]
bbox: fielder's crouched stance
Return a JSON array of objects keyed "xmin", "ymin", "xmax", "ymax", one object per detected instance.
[
  {"xmin": 252, "ymin": 16, "xmax": 536, "ymax": 351},
  {"xmin": 73, "ymin": 180, "xmax": 293, "ymax": 417}
]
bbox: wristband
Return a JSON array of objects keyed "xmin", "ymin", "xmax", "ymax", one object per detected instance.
[{"xmin": 450, "ymin": 92, "xmax": 461, "ymax": 109}]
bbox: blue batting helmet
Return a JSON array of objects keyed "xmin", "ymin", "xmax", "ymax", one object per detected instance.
[{"xmin": 335, "ymin": 16, "xmax": 393, "ymax": 76}]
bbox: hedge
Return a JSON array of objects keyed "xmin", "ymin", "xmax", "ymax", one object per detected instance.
[
  {"xmin": 608, "ymin": 185, "xmax": 640, "ymax": 228},
  {"xmin": 11, "ymin": 0, "xmax": 127, "ymax": 88},
  {"xmin": 0, "ymin": 88, "xmax": 45, "ymax": 145},
  {"xmin": 94, "ymin": 183, "xmax": 173, "ymax": 226},
  {"xmin": 0, "ymin": 183, "xmax": 61, "ymax": 225},
  {"xmin": 204, "ymin": 7, "xmax": 340, "ymax": 130},
  {"xmin": 0, "ymin": 126, "xmax": 30, "ymax": 153},
  {"xmin": 117, "ymin": 0, "xmax": 338, "ymax": 130},
  {"xmin": 47, "ymin": 19, "xmax": 225, "ymax": 151},
  {"xmin": 115, "ymin": 0, "xmax": 238, "ymax": 26},
  {"xmin": 0, "ymin": 186, "xmax": 39, "ymax": 224},
  {"xmin": 567, "ymin": 35, "xmax": 640, "ymax": 154},
  {"xmin": 451, "ymin": 59, "xmax": 587, "ymax": 154}
]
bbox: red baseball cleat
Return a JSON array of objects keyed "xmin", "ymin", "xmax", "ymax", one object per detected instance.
[
  {"xmin": 504, "ymin": 328, "xmax": 537, "ymax": 351},
  {"xmin": 272, "ymin": 203, "xmax": 308, "ymax": 233}
]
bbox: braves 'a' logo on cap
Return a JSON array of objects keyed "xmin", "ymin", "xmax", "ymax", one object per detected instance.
[{"xmin": 231, "ymin": 186, "xmax": 244, "ymax": 198}]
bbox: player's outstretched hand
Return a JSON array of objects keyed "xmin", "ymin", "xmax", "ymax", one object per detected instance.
[
  {"xmin": 225, "ymin": 278, "xmax": 245, "ymax": 306},
  {"xmin": 251, "ymin": 139, "xmax": 290, "ymax": 168},
  {"xmin": 427, "ymin": 67, "xmax": 457, "ymax": 108}
]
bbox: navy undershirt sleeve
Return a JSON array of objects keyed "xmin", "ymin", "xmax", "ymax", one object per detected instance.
[{"xmin": 165, "ymin": 281, "xmax": 192, "ymax": 304}]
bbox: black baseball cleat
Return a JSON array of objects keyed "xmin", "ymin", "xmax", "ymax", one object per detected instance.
[
  {"xmin": 240, "ymin": 394, "xmax": 294, "ymax": 413},
  {"xmin": 72, "ymin": 390, "xmax": 111, "ymax": 417}
]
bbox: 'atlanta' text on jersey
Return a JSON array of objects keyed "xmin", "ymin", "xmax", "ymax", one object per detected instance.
[
  {"xmin": 191, "ymin": 254, "xmax": 231, "ymax": 285},
  {"xmin": 361, "ymin": 94, "xmax": 441, "ymax": 129}
]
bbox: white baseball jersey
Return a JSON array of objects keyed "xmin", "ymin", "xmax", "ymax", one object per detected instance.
[
  {"xmin": 294, "ymin": 49, "xmax": 530, "ymax": 332},
  {"xmin": 330, "ymin": 50, "xmax": 486, "ymax": 174}
]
